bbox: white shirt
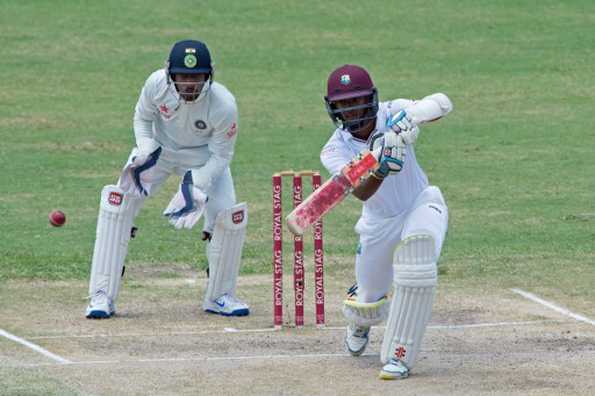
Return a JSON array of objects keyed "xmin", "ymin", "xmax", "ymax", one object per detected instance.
[
  {"xmin": 133, "ymin": 69, "xmax": 238, "ymax": 191},
  {"xmin": 320, "ymin": 93, "xmax": 452, "ymax": 220}
]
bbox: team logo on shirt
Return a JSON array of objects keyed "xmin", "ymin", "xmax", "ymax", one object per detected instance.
[
  {"xmin": 159, "ymin": 104, "xmax": 173, "ymax": 119},
  {"xmin": 226, "ymin": 122, "xmax": 237, "ymax": 139},
  {"xmin": 340, "ymin": 74, "xmax": 351, "ymax": 85},
  {"xmin": 194, "ymin": 120, "xmax": 207, "ymax": 129}
]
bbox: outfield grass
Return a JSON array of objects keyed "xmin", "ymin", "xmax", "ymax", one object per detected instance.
[{"xmin": 1, "ymin": 1, "xmax": 593, "ymax": 308}]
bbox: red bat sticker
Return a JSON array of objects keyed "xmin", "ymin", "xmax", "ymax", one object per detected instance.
[{"xmin": 286, "ymin": 149, "xmax": 380, "ymax": 235}]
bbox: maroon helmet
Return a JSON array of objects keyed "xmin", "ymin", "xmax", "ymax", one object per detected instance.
[{"xmin": 324, "ymin": 64, "xmax": 379, "ymax": 134}]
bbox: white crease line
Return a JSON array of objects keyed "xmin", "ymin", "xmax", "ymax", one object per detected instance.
[
  {"xmin": 337, "ymin": 320, "xmax": 560, "ymax": 331},
  {"xmin": 0, "ymin": 328, "xmax": 71, "ymax": 364},
  {"xmin": 429, "ymin": 319, "xmax": 561, "ymax": 329},
  {"xmin": 29, "ymin": 328, "xmax": 279, "ymax": 339},
  {"xmin": 7, "ymin": 352, "xmax": 379, "ymax": 368},
  {"xmin": 27, "ymin": 319, "xmax": 560, "ymax": 340},
  {"xmin": 511, "ymin": 288, "xmax": 595, "ymax": 326}
]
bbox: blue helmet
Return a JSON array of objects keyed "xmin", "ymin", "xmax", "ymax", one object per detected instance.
[{"xmin": 167, "ymin": 39, "xmax": 213, "ymax": 79}]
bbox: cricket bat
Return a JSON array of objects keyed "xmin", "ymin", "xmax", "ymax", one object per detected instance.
[{"xmin": 286, "ymin": 148, "xmax": 380, "ymax": 235}]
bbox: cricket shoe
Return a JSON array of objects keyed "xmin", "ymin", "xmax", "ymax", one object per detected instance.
[
  {"xmin": 204, "ymin": 294, "xmax": 250, "ymax": 317},
  {"xmin": 86, "ymin": 291, "xmax": 115, "ymax": 319},
  {"xmin": 345, "ymin": 324, "xmax": 370, "ymax": 356},
  {"xmin": 379, "ymin": 358, "xmax": 409, "ymax": 380}
]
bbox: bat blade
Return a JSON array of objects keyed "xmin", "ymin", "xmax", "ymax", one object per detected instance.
[{"xmin": 286, "ymin": 149, "xmax": 379, "ymax": 235}]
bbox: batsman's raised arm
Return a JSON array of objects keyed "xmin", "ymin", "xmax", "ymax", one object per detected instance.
[{"xmin": 390, "ymin": 93, "xmax": 453, "ymax": 125}]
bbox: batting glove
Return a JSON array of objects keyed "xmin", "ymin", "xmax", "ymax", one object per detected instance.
[
  {"xmin": 370, "ymin": 131, "xmax": 406, "ymax": 178},
  {"xmin": 386, "ymin": 110, "xmax": 419, "ymax": 145}
]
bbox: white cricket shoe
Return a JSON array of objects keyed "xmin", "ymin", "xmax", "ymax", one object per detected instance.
[
  {"xmin": 85, "ymin": 291, "xmax": 115, "ymax": 319},
  {"xmin": 345, "ymin": 324, "xmax": 370, "ymax": 356},
  {"xmin": 379, "ymin": 358, "xmax": 409, "ymax": 380},
  {"xmin": 204, "ymin": 294, "xmax": 250, "ymax": 317}
]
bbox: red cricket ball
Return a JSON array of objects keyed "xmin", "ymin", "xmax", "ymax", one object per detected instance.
[{"xmin": 49, "ymin": 210, "xmax": 66, "ymax": 227}]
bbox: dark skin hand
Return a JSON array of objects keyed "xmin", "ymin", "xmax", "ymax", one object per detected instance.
[{"xmin": 352, "ymin": 173, "xmax": 383, "ymax": 201}]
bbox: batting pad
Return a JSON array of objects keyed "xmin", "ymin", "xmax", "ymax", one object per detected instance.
[
  {"xmin": 380, "ymin": 235, "xmax": 437, "ymax": 368},
  {"xmin": 343, "ymin": 296, "xmax": 389, "ymax": 327},
  {"xmin": 89, "ymin": 185, "xmax": 143, "ymax": 302},
  {"xmin": 204, "ymin": 202, "xmax": 248, "ymax": 303}
]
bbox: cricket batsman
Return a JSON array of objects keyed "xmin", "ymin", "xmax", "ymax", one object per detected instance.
[
  {"xmin": 85, "ymin": 39, "xmax": 249, "ymax": 319},
  {"xmin": 320, "ymin": 64, "xmax": 453, "ymax": 379}
]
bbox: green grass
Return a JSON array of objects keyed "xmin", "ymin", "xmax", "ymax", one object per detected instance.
[{"xmin": 1, "ymin": 1, "xmax": 594, "ymax": 307}]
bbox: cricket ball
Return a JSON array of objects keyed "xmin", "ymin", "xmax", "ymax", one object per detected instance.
[{"xmin": 49, "ymin": 210, "xmax": 66, "ymax": 227}]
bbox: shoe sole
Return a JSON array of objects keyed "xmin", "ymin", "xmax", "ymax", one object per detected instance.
[
  {"xmin": 378, "ymin": 369, "xmax": 409, "ymax": 380},
  {"xmin": 205, "ymin": 308, "xmax": 250, "ymax": 317},
  {"xmin": 86, "ymin": 310, "xmax": 112, "ymax": 319}
]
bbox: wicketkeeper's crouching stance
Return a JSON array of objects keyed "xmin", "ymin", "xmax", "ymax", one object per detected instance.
[
  {"xmin": 320, "ymin": 65, "xmax": 452, "ymax": 379},
  {"xmin": 86, "ymin": 39, "xmax": 249, "ymax": 319}
]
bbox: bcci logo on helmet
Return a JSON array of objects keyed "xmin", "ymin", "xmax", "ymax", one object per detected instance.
[
  {"xmin": 340, "ymin": 74, "xmax": 351, "ymax": 85},
  {"xmin": 184, "ymin": 54, "xmax": 197, "ymax": 68}
]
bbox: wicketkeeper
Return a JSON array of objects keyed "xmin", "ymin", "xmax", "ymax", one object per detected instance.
[
  {"xmin": 86, "ymin": 39, "xmax": 249, "ymax": 319},
  {"xmin": 320, "ymin": 64, "xmax": 453, "ymax": 379}
]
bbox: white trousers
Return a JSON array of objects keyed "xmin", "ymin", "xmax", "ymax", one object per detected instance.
[{"xmin": 354, "ymin": 186, "xmax": 448, "ymax": 302}]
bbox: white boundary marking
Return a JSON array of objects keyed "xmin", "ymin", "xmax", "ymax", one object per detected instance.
[
  {"xmin": 0, "ymin": 328, "xmax": 71, "ymax": 364},
  {"xmin": 511, "ymin": 288, "xmax": 595, "ymax": 326},
  {"xmin": 26, "ymin": 319, "xmax": 559, "ymax": 340}
]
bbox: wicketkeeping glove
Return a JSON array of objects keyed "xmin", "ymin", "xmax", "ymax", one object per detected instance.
[
  {"xmin": 386, "ymin": 110, "xmax": 419, "ymax": 145},
  {"xmin": 119, "ymin": 146, "xmax": 162, "ymax": 197},
  {"xmin": 163, "ymin": 171, "xmax": 208, "ymax": 230},
  {"xmin": 369, "ymin": 131, "xmax": 406, "ymax": 178}
]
